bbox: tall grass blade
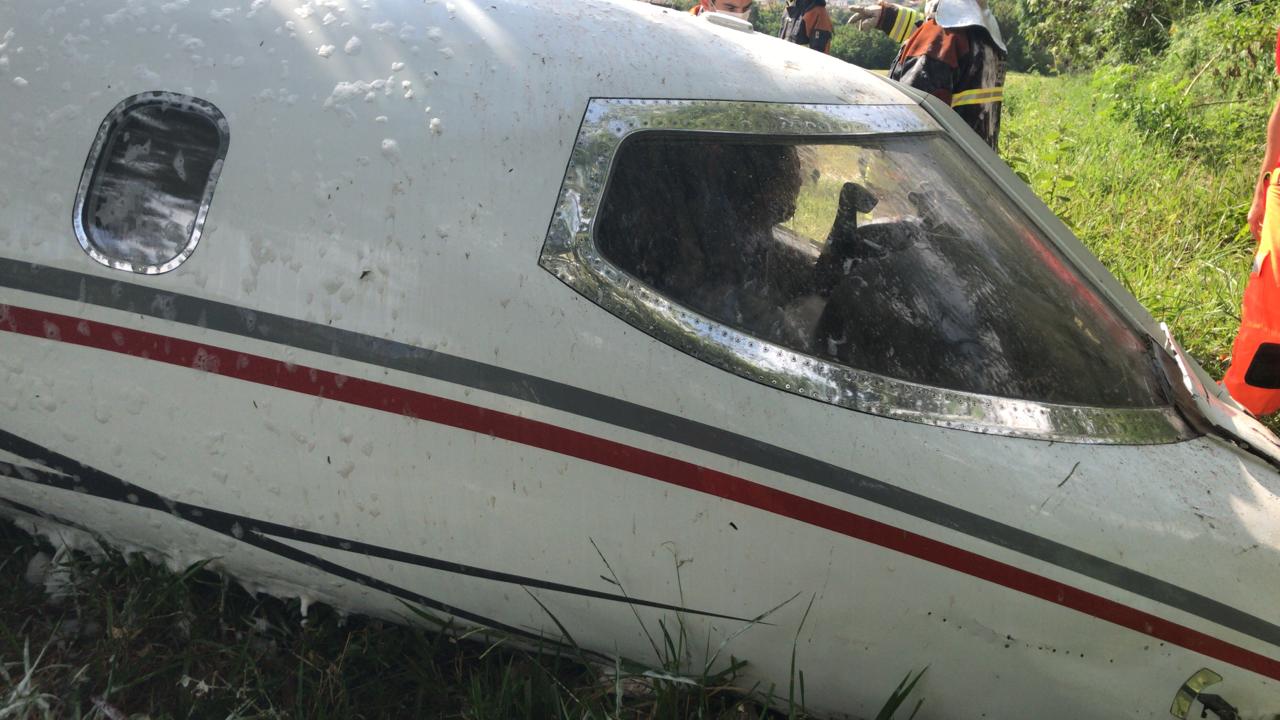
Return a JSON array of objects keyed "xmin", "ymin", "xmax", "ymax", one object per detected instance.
[
  {"xmin": 787, "ymin": 593, "xmax": 816, "ymax": 719},
  {"xmin": 874, "ymin": 667, "xmax": 927, "ymax": 720},
  {"xmin": 588, "ymin": 538, "xmax": 663, "ymax": 663}
]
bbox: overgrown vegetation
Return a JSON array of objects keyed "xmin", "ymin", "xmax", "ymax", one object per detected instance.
[
  {"xmin": 1003, "ymin": 71, "xmax": 1253, "ymax": 380},
  {"xmin": 0, "ymin": 522, "xmax": 925, "ymax": 719},
  {"xmin": 0, "ymin": 522, "xmax": 614, "ymax": 719},
  {"xmin": 1014, "ymin": 0, "xmax": 1271, "ymax": 70},
  {"xmin": 1090, "ymin": 0, "xmax": 1278, "ymax": 162}
]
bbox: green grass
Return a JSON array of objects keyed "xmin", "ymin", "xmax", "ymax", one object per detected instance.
[
  {"xmin": 1002, "ymin": 71, "xmax": 1260, "ymax": 381},
  {"xmin": 0, "ymin": 520, "xmax": 927, "ymax": 719},
  {"xmin": 0, "ymin": 520, "xmax": 781, "ymax": 720}
]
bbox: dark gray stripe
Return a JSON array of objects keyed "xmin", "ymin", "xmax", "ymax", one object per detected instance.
[
  {"xmin": 0, "ymin": 432, "xmax": 557, "ymax": 648},
  {"xmin": 2, "ymin": 256, "xmax": 1278, "ymax": 649}
]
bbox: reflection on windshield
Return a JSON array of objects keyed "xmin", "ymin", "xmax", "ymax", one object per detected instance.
[{"xmin": 595, "ymin": 134, "xmax": 1165, "ymax": 408}]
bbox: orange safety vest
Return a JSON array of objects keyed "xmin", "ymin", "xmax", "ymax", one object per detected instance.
[
  {"xmin": 1224, "ymin": 171, "xmax": 1280, "ymax": 415},
  {"xmin": 1222, "ymin": 29, "xmax": 1280, "ymax": 415}
]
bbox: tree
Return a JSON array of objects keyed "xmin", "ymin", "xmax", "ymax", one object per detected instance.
[
  {"xmin": 990, "ymin": 0, "xmax": 1054, "ymax": 72},
  {"xmin": 829, "ymin": 26, "xmax": 900, "ymax": 69},
  {"xmin": 751, "ymin": 3, "xmax": 783, "ymax": 34}
]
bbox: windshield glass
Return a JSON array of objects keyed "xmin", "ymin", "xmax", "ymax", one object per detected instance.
[{"xmin": 594, "ymin": 132, "xmax": 1166, "ymax": 408}]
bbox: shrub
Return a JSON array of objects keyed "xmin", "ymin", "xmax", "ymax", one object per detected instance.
[
  {"xmin": 1162, "ymin": 0, "xmax": 1280, "ymax": 101},
  {"xmin": 1089, "ymin": 0, "xmax": 1279, "ymax": 163},
  {"xmin": 1019, "ymin": 0, "xmax": 1239, "ymax": 69}
]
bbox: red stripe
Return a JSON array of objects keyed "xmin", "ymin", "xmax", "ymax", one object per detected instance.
[{"xmin": 4, "ymin": 302, "xmax": 1280, "ymax": 679}]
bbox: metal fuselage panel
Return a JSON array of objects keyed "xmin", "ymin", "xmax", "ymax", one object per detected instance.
[{"xmin": 1, "ymin": 1, "xmax": 1279, "ymax": 717}]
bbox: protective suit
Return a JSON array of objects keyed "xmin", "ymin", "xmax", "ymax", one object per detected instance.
[
  {"xmin": 1223, "ymin": 173, "xmax": 1280, "ymax": 415},
  {"xmin": 851, "ymin": 0, "xmax": 1006, "ymax": 150},
  {"xmin": 1222, "ymin": 28, "xmax": 1280, "ymax": 415},
  {"xmin": 780, "ymin": 0, "xmax": 835, "ymax": 54}
]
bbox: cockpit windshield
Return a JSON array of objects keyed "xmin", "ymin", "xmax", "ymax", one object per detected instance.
[{"xmin": 595, "ymin": 132, "xmax": 1166, "ymax": 408}]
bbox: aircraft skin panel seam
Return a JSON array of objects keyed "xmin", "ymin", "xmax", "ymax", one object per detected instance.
[
  {"xmin": 3, "ymin": 305, "xmax": 1280, "ymax": 680},
  {"xmin": 0, "ymin": 262, "xmax": 1276, "ymax": 652}
]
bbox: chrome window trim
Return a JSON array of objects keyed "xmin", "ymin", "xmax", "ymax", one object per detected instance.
[
  {"xmin": 538, "ymin": 98, "xmax": 1190, "ymax": 445},
  {"xmin": 72, "ymin": 91, "xmax": 230, "ymax": 275}
]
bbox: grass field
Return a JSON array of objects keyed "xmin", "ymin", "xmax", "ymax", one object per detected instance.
[{"xmin": 0, "ymin": 72, "xmax": 1267, "ymax": 719}]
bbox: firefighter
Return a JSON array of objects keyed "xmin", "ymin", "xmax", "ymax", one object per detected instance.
[
  {"xmin": 1222, "ymin": 28, "xmax": 1280, "ymax": 416},
  {"xmin": 848, "ymin": 0, "xmax": 1007, "ymax": 151},
  {"xmin": 780, "ymin": 0, "xmax": 835, "ymax": 54},
  {"xmin": 690, "ymin": 0, "xmax": 753, "ymax": 20}
]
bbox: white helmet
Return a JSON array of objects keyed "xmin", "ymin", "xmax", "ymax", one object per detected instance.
[{"xmin": 926, "ymin": 0, "xmax": 1005, "ymax": 52}]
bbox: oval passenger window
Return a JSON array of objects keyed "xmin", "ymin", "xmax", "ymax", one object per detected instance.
[{"xmin": 73, "ymin": 92, "xmax": 229, "ymax": 274}]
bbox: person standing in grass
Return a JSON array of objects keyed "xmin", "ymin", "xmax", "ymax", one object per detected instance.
[
  {"xmin": 1222, "ymin": 28, "xmax": 1280, "ymax": 416},
  {"xmin": 689, "ymin": 0, "xmax": 753, "ymax": 20},
  {"xmin": 847, "ymin": 0, "xmax": 1006, "ymax": 151}
]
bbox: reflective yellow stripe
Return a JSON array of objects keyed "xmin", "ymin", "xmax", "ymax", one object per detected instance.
[
  {"xmin": 952, "ymin": 87, "xmax": 998, "ymax": 104},
  {"xmin": 951, "ymin": 87, "xmax": 1004, "ymax": 108},
  {"xmin": 888, "ymin": 8, "xmax": 920, "ymax": 44},
  {"xmin": 888, "ymin": 11, "xmax": 908, "ymax": 43}
]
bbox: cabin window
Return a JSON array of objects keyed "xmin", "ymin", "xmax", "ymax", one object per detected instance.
[
  {"xmin": 592, "ymin": 133, "xmax": 1165, "ymax": 409},
  {"xmin": 74, "ymin": 92, "xmax": 229, "ymax": 274},
  {"xmin": 542, "ymin": 100, "xmax": 1187, "ymax": 442}
]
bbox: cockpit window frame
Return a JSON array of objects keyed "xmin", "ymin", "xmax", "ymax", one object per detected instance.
[
  {"xmin": 73, "ymin": 91, "xmax": 230, "ymax": 275},
  {"xmin": 538, "ymin": 98, "xmax": 1190, "ymax": 445}
]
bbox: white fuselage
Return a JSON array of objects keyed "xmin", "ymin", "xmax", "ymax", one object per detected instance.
[{"xmin": 1, "ymin": 2, "xmax": 1278, "ymax": 717}]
